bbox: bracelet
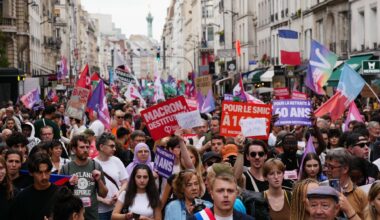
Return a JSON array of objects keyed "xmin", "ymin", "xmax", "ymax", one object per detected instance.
[{"xmin": 347, "ymin": 213, "xmax": 357, "ymax": 219}]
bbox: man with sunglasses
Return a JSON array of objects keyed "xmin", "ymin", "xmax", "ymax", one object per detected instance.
[
  {"xmin": 346, "ymin": 132, "xmax": 379, "ymax": 179},
  {"xmin": 324, "ymin": 148, "xmax": 367, "ymax": 220},
  {"xmin": 242, "ymin": 140, "xmax": 268, "ymax": 192}
]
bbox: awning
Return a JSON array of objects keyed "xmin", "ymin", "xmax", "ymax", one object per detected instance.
[
  {"xmin": 0, "ymin": 68, "xmax": 24, "ymax": 77},
  {"xmin": 261, "ymin": 68, "xmax": 274, "ymax": 82},
  {"xmin": 251, "ymin": 68, "xmax": 268, "ymax": 83},
  {"xmin": 328, "ymin": 54, "xmax": 374, "ymax": 86}
]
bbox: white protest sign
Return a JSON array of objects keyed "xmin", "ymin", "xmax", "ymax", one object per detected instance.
[
  {"xmin": 240, "ymin": 118, "xmax": 268, "ymax": 137},
  {"xmin": 175, "ymin": 110, "xmax": 203, "ymax": 129}
]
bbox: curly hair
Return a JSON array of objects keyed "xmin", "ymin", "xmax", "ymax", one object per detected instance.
[
  {"xmin": 290, "ymin": 178, "xmax": 319, "ymax": 220},
  {"xmin": 172, "ymin": 169, "xmax": 204, "ymax": 200}
]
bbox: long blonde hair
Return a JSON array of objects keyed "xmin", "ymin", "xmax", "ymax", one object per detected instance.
[
  {"xmin": 368, "ymin": 182, "xmax": 380, "ymax": 220},
  {"xmin": 290, "ymin": 178, "xmax": 319, "ymax": 220}
]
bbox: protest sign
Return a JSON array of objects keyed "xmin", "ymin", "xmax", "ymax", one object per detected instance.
[
  {"xmin": 154, "ymin": 147, "xmax": 175, "ymax": 178},
  {"xmin": 141, "ymin": 96, "xmax": 189, "ymax": 140},
  {"xmin": 65, "ymin": 87, "xmax": 90, "ymax": 120},
  {"xmin": 240, "ymin": 118, "xmax": 268, "ymax": 137},
  {"xmin": 195, "ymin": 75, "xmax": 212, "ymax": 96},
  {"xmin": 185, "ymin": 98, "xmax": 198, "ymax": 111},
  {"xmin": 274, "ymin": 87, "xmax": 290, "ymax": 99},
  {"xmin": 114, "ymin": 67, "xmax": 138, "ymax": 85},
  {"xmin": 292, "ymin": 91, "xmax": 308, "ymax": 100},
  {"xmin": 272, "ymin": 99, "xmax": 312, "ymax": 126},
  {"xmin": 175, "ymin": 110, "xmax": 203, "ymax": 129},
  {"xmin": 220, "ymin": 101, "xmax": 272, "ymax": 139}
]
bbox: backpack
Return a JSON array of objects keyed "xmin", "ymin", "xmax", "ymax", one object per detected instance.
[{"xmin": 240, "ymin": 190, "xmax": 271, "ymax": 220}]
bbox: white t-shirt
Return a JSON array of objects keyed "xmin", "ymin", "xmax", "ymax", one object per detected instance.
[
  {"xmin": 95, "ymin": 156, "xmax": 128, "ymax": 213},
  {"xmin": 89, "ymin": 119, "xmax": 105, "ymax": 137},
  {"xmin": 118, "ymin": 191, "xmax": 154, "ymax": 218},
  {"xmin": 268, "ymin": 133, "xmax": 277, "ymax": 147},
  {"xmin": 215, "ymin": 214, "xmax": 233, "ymax": 220}
]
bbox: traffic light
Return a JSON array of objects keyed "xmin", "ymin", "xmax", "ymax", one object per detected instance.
[{"xmin": 156, "ymin": 52, "xmax": 160, "ymax": 61}]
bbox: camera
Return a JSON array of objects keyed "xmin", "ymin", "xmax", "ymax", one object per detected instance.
[{"xmin": 192, "ymin": 198, "xmax": 206, "ymax": 213}]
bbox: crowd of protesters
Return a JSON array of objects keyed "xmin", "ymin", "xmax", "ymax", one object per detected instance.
[{"xmin": 1, "ymin": 95, "xmax": 380, "ymax": 220}]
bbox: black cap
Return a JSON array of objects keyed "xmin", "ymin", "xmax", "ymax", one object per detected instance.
[{"xmin": 202, "ymin": 151, "xmax": 221, "ymax": 163}]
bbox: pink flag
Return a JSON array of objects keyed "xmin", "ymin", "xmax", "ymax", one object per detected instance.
[
  {"xmin": 298, "ymin": 136, "xmax": 317, "ymax": 180},
  {"xmin": 344, "ymin": 102, "xmax": 363, "ymax": 131},
  {"xmin": 20, "ymin": 88, "xmax": 40, "ymax": 109},
  {"xmin": 124, "ymin": 84, "xmax": 146, "ymax": 107},
  {"xmin": 87, "ymin": 80, "xmax": 111, "ymax": 129},
  {"xmin": 233, "ymin": 78, "xmax": 264, "ymax": 104}
]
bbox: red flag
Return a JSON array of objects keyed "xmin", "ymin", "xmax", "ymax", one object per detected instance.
[
  {"xmin": 91, "ymin": 72, "xmax": 100, "ymax": 81},
  {"xmin": 314, "ymin": 91, "xmax": 349, "ymax": 121},
  {"xmin": 236, "ymin": 40, "xmax": 241, "ymax": 57},
  {"xmin": 76, "ymin": 64, "xmax": 91, "ymax": 89}
]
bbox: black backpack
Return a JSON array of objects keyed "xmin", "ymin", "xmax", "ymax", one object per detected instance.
[{"xmin": 240, "ymin": 190, "xmax": 271, "ymax": 220}]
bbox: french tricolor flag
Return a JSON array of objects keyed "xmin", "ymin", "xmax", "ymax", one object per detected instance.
[
  {"xmin": 194, "ymin": 208, "xmax": 216, "ymax": 220},
  {"xmin": 279, "ymin": 29, "xmax": 301, "ymax": 66}
]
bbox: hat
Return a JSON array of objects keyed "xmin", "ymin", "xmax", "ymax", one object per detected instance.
[
  {"xmin": 220, "ymin": 144, "xmax": 238, "ymax": 160},
  {"xmin": 202, "ymin": 151, "xmax": 222, "ymax": 163},
  {"xmin": 307, "ymin": 186, "xmax": 339, "ymax": 203},
  {"xmin": 345, "ymin": 132, "xmax": 362, "ymax": 147},
  {"xmin": 275, "ymin": 130, "xmax": 289, "ymax": 147}
]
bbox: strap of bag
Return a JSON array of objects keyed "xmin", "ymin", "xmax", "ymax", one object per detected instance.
[
  {"xmin": 103, "ymin": 171, "xmax": 120, "ymax": 190},
  {"xmin": 246, "ymin": 170, "xmax": 259, "ymax": 192}
]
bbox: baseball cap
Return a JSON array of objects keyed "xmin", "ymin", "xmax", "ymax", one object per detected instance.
[
  {"xmin": 307, "ymin": 186, "xmax": 340, "ymax": 203},
  {"xmin": 220, "ymin": 144, "xmax": 238, "ymax": 160},
  {"xmin": 202, "ymin": 151, "xmax": 222, "ymax": 164}
]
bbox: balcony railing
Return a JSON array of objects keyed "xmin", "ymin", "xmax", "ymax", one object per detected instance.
[{"xmin": 0, "ymin": 18, "xmax": 17, "ymax": 32}]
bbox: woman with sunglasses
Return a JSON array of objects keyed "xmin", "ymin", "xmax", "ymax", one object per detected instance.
[
  {"xmin": 164, "ymin": 169, "xmax": 212, "ymax": 220},
  {"xmin": 299, "ymin": 152, "xmax": 327, "ymax": 182},
  {"xmin": 112, "ymin": 164, "xmax": 161, "ymax": 220},
  {"xmin": 263, "ymin": 158, "xmax": 291, "ymax": 220}
]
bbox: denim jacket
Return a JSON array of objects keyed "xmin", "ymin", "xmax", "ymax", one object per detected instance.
[{"xmin": 164, "ymin": 199, "xmax": 213, "ymax": 220}]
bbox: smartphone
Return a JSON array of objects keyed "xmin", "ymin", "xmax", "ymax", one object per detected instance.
[
  {"xmin": 329, "ymin": 179, "xmax": 341, "ymax": 192},
  {"xmin": 132, "ymin": 213, "xmax": 140, "ymax": 220}
]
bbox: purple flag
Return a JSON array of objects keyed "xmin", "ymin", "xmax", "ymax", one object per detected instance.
[
  {"xmin": 20, "ymin": 88, "xmax": 40, "ymax": 109},
  {"xmin": 201, "ymin": 89, "xmax": 215, "ymax": 113},
  {"xmin": 87, "ymin": 80, "xmax": 111, "ymax": 128},
  {"xmin": 196, "ymin": 89, "xmax": 204, "ymax": 110},
  {"xmin": 298, "ymin": 136, "xmax": 317, "ymax": 180}
]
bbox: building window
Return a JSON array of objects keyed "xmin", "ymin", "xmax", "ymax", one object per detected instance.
[
  {"xmin": 316, "ymin": 19, "xmax": 323, "ymax": 44},
  {"xmin": 207, "ymin": 26, "xmax": 214, "ymax": 41},
  {"xmin": 358, "ymin": 10, "xmax": 365, "ymax": 50},
  {"xmin": 370, "ymin": 6, "xmax": 377, "ymax": 49}
]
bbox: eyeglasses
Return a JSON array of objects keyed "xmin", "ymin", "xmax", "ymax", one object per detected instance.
[
  {"xmin": 116, "ymin": 116, "xmax": 124, "ymax": 119},
  {"xmin": 105, "ymin": 144, "xmax": 116, "ymax": 149},
  {"xmin": 355, "ymin": 142, "xmax": 369, "ymax": 148},
  {"xmin": 250, "ymin": 151, "xmax": 265, "ymax": 158},
  {"xmin": 324, "ymin": 164, "xmax": 342, "ymax": 170}
]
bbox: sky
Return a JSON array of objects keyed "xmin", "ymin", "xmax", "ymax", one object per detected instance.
[{"xmin": 81, "ymin": 0, "xmax": 171, "ymax": 40}]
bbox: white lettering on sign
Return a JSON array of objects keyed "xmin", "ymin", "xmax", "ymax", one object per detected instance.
[{"xmin": 143, "ymin": 101, "xmax": 186, "ymax": 122}]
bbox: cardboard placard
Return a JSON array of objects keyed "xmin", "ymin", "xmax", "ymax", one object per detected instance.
[
  {"xmin": 65, "ymin": 87, "xmax": 90, "ymax": 120},
  {"xmin": 114, "ymin": 67, "xmax": 138, "ymax": 85},
  {"xmin": 175, "ymin": 110, "xmax": 203, "ymax": 129},
  {"xmin": 195, "ymin": 75, "xmax": 212, "ymax": 96},
  {"xmin": 141, "ymin": 96, "xmax": 189, "ymax": 140},
  {"xmin": 220, "ymin": 101, "xmax": 272, "ymax": 139},
  {"xmin": 272, "ymin": 99, "xmax": 312, "ymax": 126}
]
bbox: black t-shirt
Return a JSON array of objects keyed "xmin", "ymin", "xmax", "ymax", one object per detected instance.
[
  {"xmin": 10, "ymin": 184, "xmax": 58, "ymax": 220},
  {"xmin": 12, "ymin": 172, "xmax": 33, "ymax": 191},
  {"xmin": 0, "ymin": 186, "xmax": 19, "ymax": 220},
  {"xmin": 243, "ymin": 170, "xmax": 269, "ymax": 192}
]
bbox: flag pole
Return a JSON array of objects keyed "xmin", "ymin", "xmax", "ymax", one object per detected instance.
[{"xmin": 365, "ymin": 82, "xmax": 380, "ymax": 103}]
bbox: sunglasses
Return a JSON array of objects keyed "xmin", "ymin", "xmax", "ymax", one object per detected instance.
[
  {"xmin": 250, "ymin": 151, "xmax": 265, "ymax": 158},
  {"xmin": 116, "ymin": 116, "xmax": 124, "ymax": 119},
  {"xmin": 355, "ymin": 142, "xmax": 369, "ymax": 148},
  {"xmin": 205, "ymin": 159, "xmax": 222, "ymax": 167}
]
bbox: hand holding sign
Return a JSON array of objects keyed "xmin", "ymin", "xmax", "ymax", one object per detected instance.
[{"xmin": 240, "ymin": 118, "xmax": 268, "ymax": 137}]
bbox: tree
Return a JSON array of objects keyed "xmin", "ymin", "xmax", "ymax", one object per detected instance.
[{"xmin": 0, "ymin": 30, "xmax": 9, "ymax": 67}]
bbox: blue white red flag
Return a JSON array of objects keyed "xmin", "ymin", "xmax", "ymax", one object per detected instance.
[
  {"xmin": 279, "ymin": 29, "xmax": 301, "ymax": 65},
  {"xmin": 20, "ymin": 88, "xmax": 40, "ymax": 109},
  {"xmin": 315, "ymin": 63, "xmax": 365, "ymax": 120},
  {"xmin": 194, "ymin": 208, "xmax": 216, "ymax": 220},
  {"xmin": 298, "ymin": 137, "xmax": 316, "ymax": 180},
  {"xmin": 87, "ymin": 80, "xmax": 111, "ymax": 128}
]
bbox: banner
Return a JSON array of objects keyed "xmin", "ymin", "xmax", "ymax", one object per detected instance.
[
  {"xmin": 220, "ymin": 101, "xmax": 272, "ymax": 139},
  {"xmin": 272, "ymin": 99, "xmax": 312, "ymax": 126},
  {"xmin": 114, "ymin": 67, "xmax": 138, "ymax": 85},
  {"xmin": 20, "ymin": 88, "xmax": 40, "ymax": 109},
  {"xmin": 274, "ymin": 87, "xmax": 290, "ymax": 99},
  {"xmin": 154, "ymin": 147, "xmax": 175, "ymax": 178},
  {"xmin": 292, "ymin": 91, "xmax": 308, "ymax": 100},
  {"xmin": 195, "ymin": 75, "xmax": 212, "ymax": 96},
  {"xmin": 65, "ymin": 87, "xmax": 90, "ymax": 120},
  {"xmin": 141, "ymin": 96, "xmax": 190, "ymax": 140}
]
